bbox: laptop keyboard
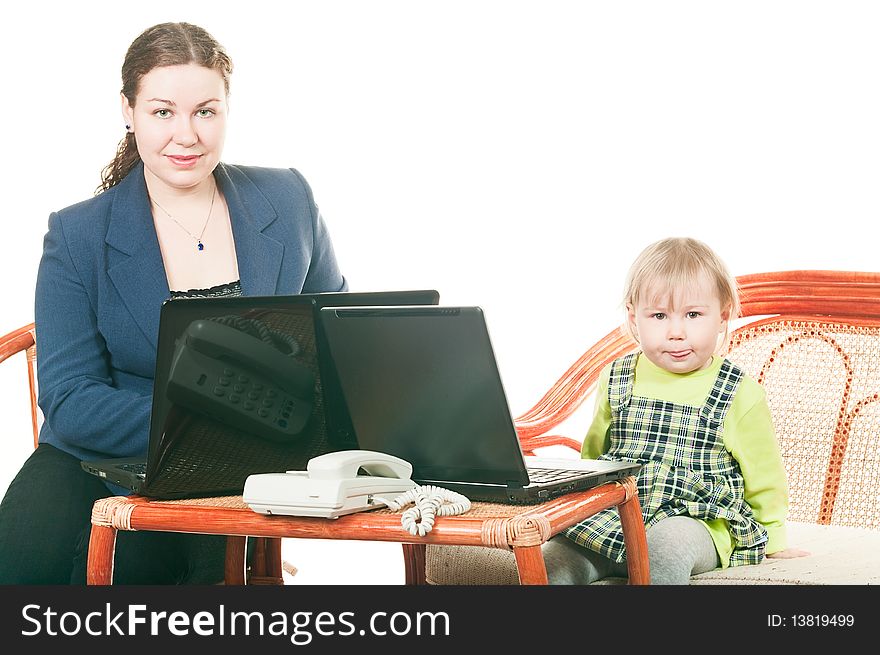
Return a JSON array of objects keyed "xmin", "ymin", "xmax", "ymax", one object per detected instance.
[
  {"xmin": 117, "ymin": 462, "xmax": 147, "ymax": 475},
  {"xmin": 527, "ymin": 467, "xmax": 591, "ymax": 484}
]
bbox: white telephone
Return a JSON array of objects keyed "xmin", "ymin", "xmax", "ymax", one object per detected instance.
[
  {"xmin": 243, "ymin": 450, "xmax": 417, "ymax": 519},
  {"xmin": 244, "ymin": 450, "xmax": 472, "ymax": 534}
]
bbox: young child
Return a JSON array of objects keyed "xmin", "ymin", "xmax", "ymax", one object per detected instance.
[{"xmin": 543, "ymin": 237, "xmax": 806, "ymax": 584}]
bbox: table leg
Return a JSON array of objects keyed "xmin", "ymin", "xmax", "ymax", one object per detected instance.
[
  {"xmin": 247, "ymin": 537, "xmax": 283, "ymax": 585},
  {"xmin": 87, "ymin": 524, "xmax": 118, "ymax": 585},
  {"xmin": 402, "ymin": 543, "xmax": 427, "ymax": 584},
  {"xmin": 618, "ymin": 490, "xmax": 650, "ymax": 584},
  {"xmin": 513, "ymin": 545, "xmax": 549, "ymax": 585},
  {"xmin": 264, "ymin": 537, "xmax": 283, "ymax": 583},
  {"xmin": 225, "ymin": 536, "xmax": 247, "ymax": 585}
]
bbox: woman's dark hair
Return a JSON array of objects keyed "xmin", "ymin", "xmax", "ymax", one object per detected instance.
[{"xmin": 98, "ymin": 22, "xmax": 233, "ymax": 192}]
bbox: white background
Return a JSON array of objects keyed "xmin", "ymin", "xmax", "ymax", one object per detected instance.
[{"xmin": 1, "ymin": 1, "xmax": 877, "ymax": 584}]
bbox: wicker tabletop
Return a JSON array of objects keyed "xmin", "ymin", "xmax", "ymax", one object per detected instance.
[{"xmin": 87, "ymin": 477, "xmax": 649, "ymax": 585}]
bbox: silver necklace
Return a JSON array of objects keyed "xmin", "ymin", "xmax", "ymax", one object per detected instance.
[{"xmin": 151, "ymin": 183, "xmax": 217, "ymax": 252}]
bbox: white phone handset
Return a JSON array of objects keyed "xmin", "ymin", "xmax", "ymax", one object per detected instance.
[
  {"xmin": 243, "ymin": 450, "xmax": 417, "ymax": 519},
  {"xmin": 306, "ymin": 450, "xmax": 412, "ymax": 481}
]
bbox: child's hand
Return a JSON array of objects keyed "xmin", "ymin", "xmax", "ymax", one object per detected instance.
[{"xmin": 767, "ymin": 548, "xmax": 810, "ymax": 559}]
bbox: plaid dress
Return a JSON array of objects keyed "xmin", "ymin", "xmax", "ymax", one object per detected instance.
[{"xmin": 564, "ymin": 353, "xmax": 768, "ymax": 566}]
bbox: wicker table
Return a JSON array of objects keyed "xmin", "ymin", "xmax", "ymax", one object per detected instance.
[{"xmin": 87, "ymin": 476, "xmax": 648, "ymax": 585}]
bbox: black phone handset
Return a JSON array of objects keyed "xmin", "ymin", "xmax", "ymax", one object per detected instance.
[{"xmin": 167, "ymin": 317, "xmax": 315, "ymax": 442}]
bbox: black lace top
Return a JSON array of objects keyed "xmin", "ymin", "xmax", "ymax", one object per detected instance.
[{"xmin": 169, "ymin": 280, "xmax": 243, "ymax": 299}]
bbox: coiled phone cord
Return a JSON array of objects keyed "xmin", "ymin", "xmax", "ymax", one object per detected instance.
[
  {"xmin": 208, "ymin": 315, "xmax": 302, "ymax": 356},
  {"xmin": 384, "ymin": 485, "xmax": 472, "ymax": 537}
]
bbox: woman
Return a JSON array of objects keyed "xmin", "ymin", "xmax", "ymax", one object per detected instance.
[{"xmin": 0, "ymin": 22, "xmax": 346, "ymax": 584}]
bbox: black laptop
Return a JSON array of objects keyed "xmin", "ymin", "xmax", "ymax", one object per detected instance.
[
  {"xmin": 319, "ymin": 305, "xmax": 641, "ymax": 503},
  {"xmin": 80, "ymin": 290, "xmax": 439, "ymax": 499}
]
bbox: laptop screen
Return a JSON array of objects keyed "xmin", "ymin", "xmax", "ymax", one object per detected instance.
[{"xmin": 319, "ymin": 306, "xmax": 532, "ymax": 486}]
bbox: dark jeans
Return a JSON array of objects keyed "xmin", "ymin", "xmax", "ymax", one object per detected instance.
[{"xmin": 0, "ymin": 443, "xmax": 227, "ymax": 584}]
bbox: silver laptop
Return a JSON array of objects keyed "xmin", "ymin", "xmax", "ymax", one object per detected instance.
[{"xmin": 319, "ymin": 305, "xmax": 640, "ymax": 503}]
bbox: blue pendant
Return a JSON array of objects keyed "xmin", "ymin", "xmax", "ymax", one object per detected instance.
[{"xmin": 197, "ymin": 242, "xmax": 204, "ymax": 251}]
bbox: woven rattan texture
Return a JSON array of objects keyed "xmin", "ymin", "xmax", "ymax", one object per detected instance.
[
  {"xmin": 153, "ymin": 495, "xmax": 530, "ymax": 519},
  {"xmin": 144, "ymin": 309, "xmax": 334, "ymax": 498},
  {"xmin": 154, "ymin": 495, "xmax": 252, "ymax": 509},
  {"xmin": 426, "ymin": 545, "xmax": 520, "ymax": 584},
  {"xmin": 728, "ymin": 320, "xmax": 880, "ymax": 528},
  {"xmin": 368, "ymin": 501, "xmax": 529, "ymax": 519}
]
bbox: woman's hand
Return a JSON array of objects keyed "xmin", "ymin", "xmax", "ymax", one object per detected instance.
[{"xmin": 767, "ymin": 547, "xmax": 810, "ymax": 559}]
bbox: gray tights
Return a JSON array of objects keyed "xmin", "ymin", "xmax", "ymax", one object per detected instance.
[{"xmin": 543, "ymin": 515, "xmax": 720, "ymax": 585}]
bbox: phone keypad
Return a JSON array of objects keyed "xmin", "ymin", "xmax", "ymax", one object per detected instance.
[
  {"xmin": 172, "ymin": 363, "xmax": 311, "ymax": 441},
  {"xmin": 207, "ymin": 369, "xmax": 306, "ymax": 433},
  {"xmin": 166, "ymin": 325, "xmax": 315, "ymax": 443}
]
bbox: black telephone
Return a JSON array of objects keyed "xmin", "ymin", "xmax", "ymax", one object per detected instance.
[{"xmin": 167, "ymin": 318, "xmax": 315, "ymax": 442}]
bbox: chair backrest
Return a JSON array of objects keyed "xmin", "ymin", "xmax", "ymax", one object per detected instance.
[
  {"xmin": 514, "ymin": 271, "xmax": 880, "ymax": 529},
  {"xmin": 727, "ymin": 272, "xmax": 880, "ymax": 529},
  {"xmin": 0, "ymin": 323, "xmax": 39, "ymax": 449}
]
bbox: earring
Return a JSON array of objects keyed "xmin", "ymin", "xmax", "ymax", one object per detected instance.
[{"xmin": 125, "ymin": 124, "xmax": 131, "ymax": 131}]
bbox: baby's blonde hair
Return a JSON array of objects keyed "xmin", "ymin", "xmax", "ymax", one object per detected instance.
[{"xmin": 623, "ymin": 237, "xmax": 740, "ymax": 349}]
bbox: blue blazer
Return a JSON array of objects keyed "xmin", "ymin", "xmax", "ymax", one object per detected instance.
[{"xmin": 35, "ymin": 162, "xmax": 347, "ymax": 462}]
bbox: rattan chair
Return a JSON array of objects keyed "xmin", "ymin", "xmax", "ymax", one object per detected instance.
[
  {"xmin": 419, "ymin": 270, "xmax": 880, "ymax": 584},
  {"xmin": 0, "ymin": 322, "xmax": 284, "ymax": 585},
  {"xmin": 0, "ymin": 324, "xmax": 39, "ymax": 448}
]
